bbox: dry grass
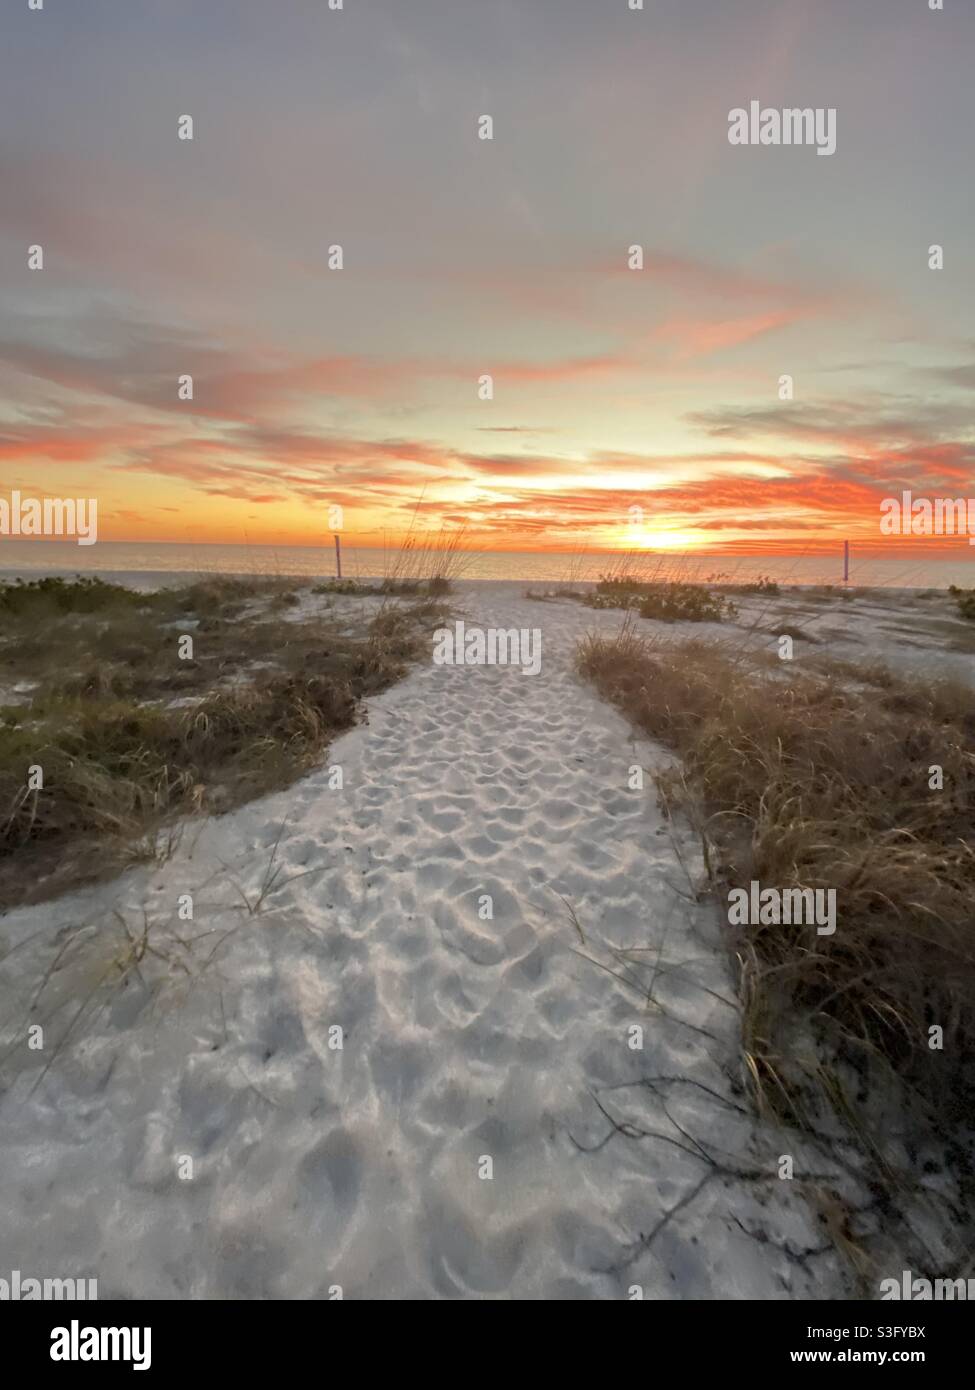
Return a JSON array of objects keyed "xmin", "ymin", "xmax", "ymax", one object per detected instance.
[
  {"xmin": 727, "ymin": 574, "xmax": 781, "ymax": 596},
  {"xmin": 0, "ymin": 578, "xmax": 445, "ymax": 908},
  {"xmin": 378, "ymin": 506, "xmax": 471, "ymax": 595},
  {"xmin": 949, "ymin": 586, "xmax": 975, "ymax": 621},
  {"xmin": 577, "ymin": 620, "xmax": 975, "ymax": 1269}
]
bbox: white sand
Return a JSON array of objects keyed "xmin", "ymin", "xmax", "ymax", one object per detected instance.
[{"xmin": 5, "ymin": 578, "xmax": 966, "ymax": 1300}]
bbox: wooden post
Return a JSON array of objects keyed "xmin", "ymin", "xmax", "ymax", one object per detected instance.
[
  {"xmin": 334, "ymin": 533, "xmax": 342, "ymax": 579},
  {"xmin": 843, "ymin": 540, "xmax": 849, "ymax": 584}
]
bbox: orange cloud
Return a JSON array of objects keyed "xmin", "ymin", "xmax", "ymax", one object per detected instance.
[{"xmin": 652, "ymin": 310, "xmax": 797, "ymax": 360}]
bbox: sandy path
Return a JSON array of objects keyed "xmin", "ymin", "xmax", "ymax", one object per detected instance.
[{"xmin": 0, "ymin": 582, "xmax": 843, "ymax": 1299}]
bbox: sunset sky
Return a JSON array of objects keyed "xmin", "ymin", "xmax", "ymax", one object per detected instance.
[{"xmin": 1, "ymin": 0, "xmax": 973, "ymax": 558}]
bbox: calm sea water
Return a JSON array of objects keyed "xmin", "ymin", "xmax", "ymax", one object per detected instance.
[{"xmin": 0, "ymin": 540, "xmax": 973, "ymax": 589}]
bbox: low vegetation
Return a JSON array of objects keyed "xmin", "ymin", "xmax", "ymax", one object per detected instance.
[
  {"xmin": 0, "ymin": 576, "xmax": 445, "ymax": 908},
  {"xmin": 577, "ymin": 621, "xmax": 975, "ymax": 1279},
  {"xmin": 585, "ymin": 575, "xmax": 737, "ymax": 623},
  {"xmin": 729, "ymin": 574, "xmax": 780, "ymax": 596},
  {"xmin": 0, "ymin": 574, "xmax": 145, "ymax": 617},
  {"xmin": 769, "ymin": 620, "xmax": 817, "ymax": 643},
  {"xmin": 948, "ymin": 585, "xmax": 975, "ymax": 621},
  {"xmin": 313, "ymin": 574, "xmax": 455, "ymax": 598}
]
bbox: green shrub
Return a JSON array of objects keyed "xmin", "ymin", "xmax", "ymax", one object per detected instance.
[
  {"xmin": 587, "ymin": 575, "xmax": 736, "ymax": 623},
  {"xmin": 0, "ymin": 575, "xmax": 143, "ymax": 615},
  {"xmin": 638, "ymin": 583, "xmax": 737, "ymax": 623}
]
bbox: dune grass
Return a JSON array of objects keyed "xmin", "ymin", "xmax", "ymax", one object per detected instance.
[
  {"xmin": 577, "ymin": 620, "xmax": 975, "ymax": 1274},
  {"xmin": 0, "ymin": 576, "xmax": 445, "ymax": 908},
  {"xmin": 378, "ymin": 510, "xmax": 471, "ymax": 595}
]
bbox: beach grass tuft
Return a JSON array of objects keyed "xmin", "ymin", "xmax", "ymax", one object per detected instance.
[{"xmin": 577, "ymin": 620, "xmax": 975, "ymax": 1268}]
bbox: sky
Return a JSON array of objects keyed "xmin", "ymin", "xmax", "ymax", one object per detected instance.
[{"xmin": 1, "ymin": 0, "xmax": 973, "ymax": 558}]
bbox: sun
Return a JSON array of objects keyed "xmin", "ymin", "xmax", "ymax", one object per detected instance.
[{"xmin": 623, "ymin": 527, "xmax": 705, "ymax": 552}]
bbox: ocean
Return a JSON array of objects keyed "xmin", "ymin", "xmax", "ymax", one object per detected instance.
[{"xmin": 0, "ymin": 539, "xmax": 973, "ymax": 590}]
